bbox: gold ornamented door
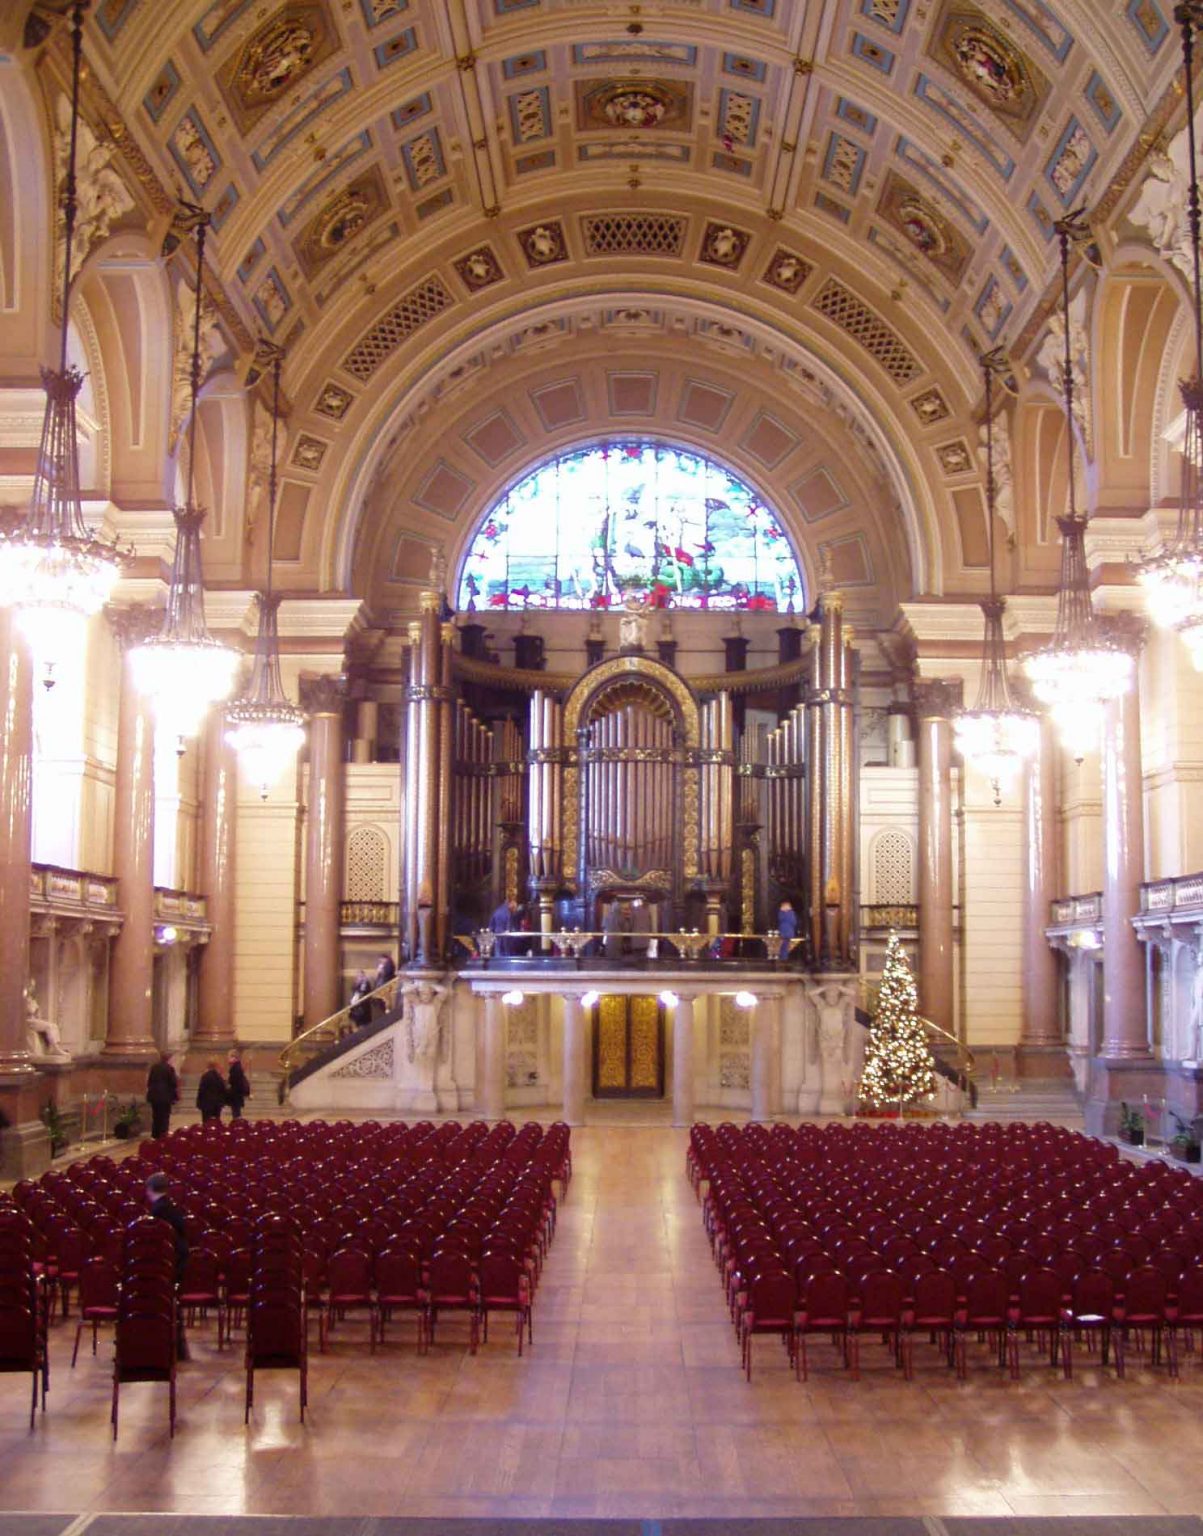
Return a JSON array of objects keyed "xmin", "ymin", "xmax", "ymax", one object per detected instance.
[{"xmin": 591, "ymin": 994, "xmax": 665, "ymax": 1098}]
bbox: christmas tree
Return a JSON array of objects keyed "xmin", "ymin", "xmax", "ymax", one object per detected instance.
[{"xmin": 859, "ymin": 932, "xmax": 936, "ymax": 1111}]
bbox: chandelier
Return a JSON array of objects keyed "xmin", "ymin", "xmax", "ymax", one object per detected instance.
[
  {"xmin": 130, "ymin": 203, "xmax": 238, "ymax": 749},
  {"xmin": 1022, "ymin": 209, "xmax": 1133, "ymax": 762},
  {"xmin": 954, "ymin": 349, "xmax": 1039, "ymax": 804},
  {"xmin": 0, "ymin": 0, "xmax": 127, "ymax": 687},
  {"xmin": 1135, "ymin": 1, "xmax": 1203, "ymax": 662},
  {"xmin": 225, "ymin": 350, "xmax": 307, "ymax": 797}
]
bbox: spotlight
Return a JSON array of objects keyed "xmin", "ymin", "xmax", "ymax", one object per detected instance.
[
  {"xmin": 734, "ymin": 990, "xmax": 757, "ymax": 1009},
  {"xmin": 501, "ymin": 989, "xmax": 525, "ymax": 1006},
  {"xmin": 155, "ymin": 924, "xmax": 178, "ymax": 946},
  {"xmin": 580, "ymin": 990, "xmax": 599, "ymax": 1007},
  {"xmin": 659, "ymin": 990, "xmax": 678, "ymax": 1008}
]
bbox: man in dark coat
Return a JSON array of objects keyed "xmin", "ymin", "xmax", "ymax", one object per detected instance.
[
  {"xmin": 195, "ymin": 1059, "xmax": 227, "ymax": 1123},
  {"xmin": 146, "ymin": 1171, "xmax": 190, "ymax": 1360},
  {"xmin": 226, "ymin": 1050, "xmax": 251, "ymax": 1118},
  {"xmin": 145, "ymin": 1052, "xmax": 179, "ymax": 1140},
  {"xmin": 348, "ymin": 969, "xmax": 372, "ymax": 1030},
  {"xmin": 490, "ymin": 898, "xmax": 519, "ymax": 955}
]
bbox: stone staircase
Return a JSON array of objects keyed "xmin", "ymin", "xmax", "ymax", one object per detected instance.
[{"xmin": 966, "ymin": 1078, "xmax": 1084, "ymax": 1124}]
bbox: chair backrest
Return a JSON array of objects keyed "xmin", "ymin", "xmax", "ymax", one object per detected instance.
[
  {"xmin": 1016, "ymin": 1266, "xmax": 1063, "ymax": 1318},
  {"xmin": 248, "ymin": 1298, "xmax": 304, "ymax": 1359},
  {"xmin": 800, "ymin": 1269, "xmax": 849, "ymax": 1323},
  {"xmin": 425, "ymin": 1249, "xmax": 475, "ymax": 1299},
  {"xmin": 1122, "ymin": 1264, "xmax": 1168, "ymax": 1320},
  {"xmin": 859, "ymin": 1269, "xmax": 904, "ymax": 1323},
  {"xmin": 375, "ymin": 1246, "xmax": 422, "ymax": 1297},
  {"xmin": 326, "ymin": 1246, "xmax": 372, "ymax": 1296},
  {"xmin": 115, "ymin": 1310, "xmax": 175, "ymax": 1373},
  {"xmin": 911, "ymin": 1268, "xmax": 956, "ymax": 1321},
  {"xmin": 78, "ymin": 1256, "xmax": 120, "ymax": 1311},
  {"xmin": 962, "ymin": 1269, "xmax": 1008, "ymax": 1321},
  {"xmin": 1175, "ymin": 1262, "xmax": 1203, "ymax": 1318},
  {"xmin": 1069, "ymin": 1268, "xmax": 1114, "ymax": 1320},
  {"xmin": 745, "ymin": 1268, "xmax": 795, "ymax": 1322}
]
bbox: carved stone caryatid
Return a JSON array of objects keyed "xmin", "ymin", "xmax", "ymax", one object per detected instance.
[
  {"xmin": 914, "ymin": 676, "xmax": 961, "ymax": 1033},
  {"xmin": 300, "ymin": 674, "xmax": 345, "ymax": 1031},
  {"xmin": 401, "ymin": 977, "xmax": 450, "ymax": 1111},
  {"xmin": 170, "ymin": 274, "xmax": 225, "ymax": 450},
  {"xmin": 52, "ymin": 92, "xmax": 134, "ymax": 313},
  {"xmin": 1129, "ymin": 119, "xmax": 1200, "ymax": 285},
  {"xmin": 1035, "ymin": 285, "xmax": 1092, "ymax": 457}
]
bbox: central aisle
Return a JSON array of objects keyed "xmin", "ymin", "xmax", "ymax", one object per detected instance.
[{"xmin": 2, "ymin": 1125, "xmax": 1203, "ymax": 1519}]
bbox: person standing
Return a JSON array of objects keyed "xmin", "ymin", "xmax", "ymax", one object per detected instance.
[
  {"xmin": 372, "ymin": 952, "xmax": 397, "ymax": 1017},
  {"xmin": 226, "ymin": 1049, "xmax": 251, "ymax": 1119},
  {"xmin": 146, "ymin": 1171, "xmax": 190, "ymax": 1360},
  {"xmin": 145, "ymin": 1052, "xmax": 179, "ymax": 1140},
  {"xmin": 490, "ymin": 897, "xmax": 518, "ymax": 956},
  {"xmin": 777, "ymin": 899, "xmax": 799, "ymax": 961},
  {"xmin": 348, "ymin": 969, "xmax": 372, "ymax": 1030},
  {"xmin": 195, "ymin": 1058, "xmax": 227, "ymax": 1124}
]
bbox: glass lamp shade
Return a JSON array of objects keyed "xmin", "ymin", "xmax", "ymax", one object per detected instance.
[
  {"xmin": 225, "ymin": 706, "xmax": 306, "ymax": 798},
  {"xmin": 1136, "ymin": 553, "xmax": 1203, "ymax": 631},
  {"xmin": 130, "ymin": 635, "xmax": 240, "ymax": 747},
  {"xmin": 1022, "ymin": 644, "xmax": 1134, "ymax": 761},
  {"xmin": 953, "ymin": 707, "xmax": 1039, "ymax": 798}
]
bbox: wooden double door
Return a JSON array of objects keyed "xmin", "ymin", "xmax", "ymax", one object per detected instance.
[{"xmin": 591, "ymin": 994, "xmax": 665, "ymax": 1098}]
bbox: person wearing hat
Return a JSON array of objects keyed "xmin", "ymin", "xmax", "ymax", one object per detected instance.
[
  {"xmin": 146, "ymin": 1172, "xmax": 190, "ymax": 1361},
  {"xmin": 195, "ymin": 1058, "xmax": 228, "ymax": 1123}
]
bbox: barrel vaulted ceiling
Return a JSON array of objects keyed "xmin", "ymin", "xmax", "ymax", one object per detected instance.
[{"xmin": 10, "ymin": 0, "xmax": 1189, "ymax": 626}]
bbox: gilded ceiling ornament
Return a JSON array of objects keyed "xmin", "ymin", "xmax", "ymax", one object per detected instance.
[
  {"xmin": 877, "ymin": 171, "xmax": 971, "ymax": 285},
  {"xmin": 700, "ymin": 223, "xmax": 749, "ymax": 269},
  {"xmin": 218, "ymin": 2, "xmax": 338, "ymax": 134},
  {"xmin": 517, "ymin": 222, "xmax": 568, "ymax": 267},
  {"xmin": 930, "ymin": 1, "xmax": 1048, "ymax": 135},
  {"xmin": 951, "ymin": 26, "xmax": 1023, "ymax": 105},
  {"xmin": 454, "ymin": 247, "xmax": 504, "ymax": 292},
  {"xmin": 576, "ymin": 77, "xmax": 691, "ymax": 133},
  {"xmin": 762, "ymin": 249, "xmax": 813, "ymax": 294},
  {"xmin": 314, "ymin": 381, "xmax": 354, "ymax": 420}
]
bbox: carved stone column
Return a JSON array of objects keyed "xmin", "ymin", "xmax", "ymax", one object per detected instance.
[
  {"xmin": 105, "ymin": 611, "xmax": 158, "ymax": 1060},
  {"xmin": 1022, "ymin": 714, "xmax": 1061, "ymax": 1049},
  {"xmin": 916, "ymin": 678, "xmax": 959, "ymax": 1033},
  {"xmin": 1102, "ymin": 635, "xmax": 1149, "ymax": 1059},
  {"xmin": 479, "ymin": 992, "xmax": 505, "ymax": 1120},
  {"xmin": 301, "ymin": 675, "xmax": 345, "ymax": 1033},
  {"xmin": 562, "ymin": 992, "xmax": 587, "ymax": 1126},
  {"xmin": 749, "ymin": 998, "xmax": 773, "ymax": 1122},
  {"xmin": 671, "ymin": 992, "xmax": 696, "ymax": 1126},
  {"xmin": 195, "ymin": 708, "xmax": 236, "ymax": 1046},
  {"xmin": 0, "ymin": 610, "xmax": 35, "ymax": 1081}
]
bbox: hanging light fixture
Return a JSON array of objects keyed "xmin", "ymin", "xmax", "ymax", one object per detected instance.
[
  {"xmin": 954, "ymin": 349, "xmax": 1039, "ymax": 805},
  {"xmin": 1022, "ymin": 208, "xmax": 1133, "ymax": 762},
  {"xmin": 130, "ymin": 202, "xmax": 238, "ymax": 750},
  {"xmin": 1136, "ymin": 2, "xmax": 1203, "ymax": 662},
  {"xmin": 0, "ymin": 0, "xmax": 128, "ymax": 686},
  {"xmin": 225, "ymin": 349, "xmax": 307, "ymax": 797}
]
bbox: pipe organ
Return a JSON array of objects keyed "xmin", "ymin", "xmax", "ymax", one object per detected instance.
[{"xmin": 402, "ymin": 578, "xmax": 858, "ymax": 966}]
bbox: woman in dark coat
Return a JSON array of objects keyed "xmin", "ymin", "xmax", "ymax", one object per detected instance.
[
  {"xmin": 196, "ymin": 1059, "xmax": 227, "ymax": 1123},
  {"xmin": 145, "ymin": 1052, "xmax": 179, "ymax": 1140},
  {"xmin": 226, "ymin": 1050, "xmax": 251, "ymax": 1118}
]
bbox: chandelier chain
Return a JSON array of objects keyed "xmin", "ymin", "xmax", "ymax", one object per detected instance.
[{"xmin": 59, "ymin": 1, "xmax": 85, "ymax": 371}]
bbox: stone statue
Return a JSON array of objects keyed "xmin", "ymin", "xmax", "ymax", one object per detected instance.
[
  {"xmin": 171, "ymin": 277, "xmax": 225, "ymax": 448},
  {"xmin": 1190, "ymin": 946, "xmax": 1203, "ymax": 1062},
  {"xmin": 806, "ymin": 979, "xmax": 854, "ymax": 1115},
  {"xmin": 25, "ymin": 980, "xmax": 68, "ymax": 1061},
  {"xmin": 1035, "ymin": 286, "xmax": 1092, "ymax": 456},
  {"xmin": 1129, "ymin": 129, "xmax": 1197, "ymax": 284},
  {"xmin": 619, "ymin": 592, "xmax": 651, "ymax": 652},
  {"xmin": 402, "ymin": 979, "xmax": 450, "ymax": 1064},
  {"xmin": 53, "ymin": 93, "xmax": 134, "ymax": 297}
]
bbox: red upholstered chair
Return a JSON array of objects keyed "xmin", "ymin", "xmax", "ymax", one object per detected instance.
[
  {"xmin": 179, "ymin": 1247, "xmax": 227, "ymax": 1347},
  {"xmin": 375, "ymin": 1245, "xmax": 425, "ymax": 1351},
  {"xmin": 795, "ymin": 1270, "xmax": 850, "ymax": 1381},
  {"xmin": 421, "ymin": 1249, "xmax": 479, "ymax": 1353},
  {"xmin": 955, "ymin": 1270, "xmax": 1009, "ymax": 1379},
  {"xmin": 1115, "ymin": 1265, "xmax": 1174, "ymax": 1378},
  {"xmin": 245, "ymin": 1292, "xmax": 307, "ymax": 1424},
  {"xmin": 476, "ymin": 1250, "xmax": 532, "ymax": 1356},
  {"xmin": 1060, "ymin": 1269, "xmax": 1116, "ymax": 1379},
  {"xmin": 71, "ymin": 1257, "xmax": 120, "ymax": 1368},
  {"xmin": 1006, "ymin": 1267, "xmax": 1063, "ymax": 1378},
  {"xmin": 0, "ymin": 1280, "xmax": 46, "ymax": 1430},
  {"xmin": 737, "ymin": 1269, "xmax": 797, "ymax": 1380},
  {"xmin": 904, "ymin": 1268, "xmax": 956, "ymax": 1377},
  {"xmin": 322, "ymin": 1246, "xmax": 377, "ymax": 1352},
  {"xmin": 850, "ymin": 1270, "xmax": 906, "ymax": 1380},
  {"xmin": 111, "ymin": 1303, "xmax": 177, "ymax": 1440}
]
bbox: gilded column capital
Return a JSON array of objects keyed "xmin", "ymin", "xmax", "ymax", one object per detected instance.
[
  {"xmin": 1097, "ymin": 610, "xmax": 1148, "ymax": 656},
  {"xmin": 106, "ymin": 603, "xmax": 162, "ymax": 649},
  {"xmin": 299, "ymin": 673, "xmax": 345, "ymax": 715},
  {"xmin": 419, "ymin": 589, "xmax": 442, "ymax": 614},
  {"xmin": 914, "ymin": 677, "xmax": 962, "ymax": 718}
]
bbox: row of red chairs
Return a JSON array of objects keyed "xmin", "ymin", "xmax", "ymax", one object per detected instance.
[
  {"xmin": 0, "ymin": 1208, "xmax": 49, "ymax": 1428},
  {"xmin": 693, "ymin": 1120, "xmax": 1203, "ymax": 1381}
]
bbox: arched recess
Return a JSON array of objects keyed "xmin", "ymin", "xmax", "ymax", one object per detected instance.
[
  {"xmin": 1095, "ymin": 264, "xmax": 1183, "ymax": 514},
  {"xmin": 74, "ymin": 233, "xmax": 174, "ymax": 506},
  {"xmin": 347, "ymin": 337, "xmax": 918, "ymax": 631},
  {"xmin": 311, "ymin": 280, "xmax": 954, "ymax": 609},
  {"xmin": 868, "ymin": 828, "xmax": 916, "ymax": 906},
  {"xmin": 1009, "ymin": 386, "xmax": 1081, "ymax": 592},
  {"xmin": 0, "ymin": 56, "xmax": 53, "ymax": 375},
  {"xmin": 187, "ymin": 371, "xmax": 251, "ymax": 583}
]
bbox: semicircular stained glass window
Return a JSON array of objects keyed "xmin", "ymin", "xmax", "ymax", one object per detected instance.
[{"xmin": 457, "ymin": 441, "xmax": 804, "ymax": 613}]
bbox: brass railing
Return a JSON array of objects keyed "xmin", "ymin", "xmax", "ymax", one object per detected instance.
[
  {"xmin": 278, "ymin": 976, "xmax": 401, "ymax": 1101},
  {"xmin": 470, "ymin": 929, "xmax": 803, "ymax": 961}
]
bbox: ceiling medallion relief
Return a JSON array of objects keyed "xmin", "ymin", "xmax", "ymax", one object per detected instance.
[
  {"xmin": 294, "ymin": 165, "xmax": 388, "ymax": 279},
  {"xmin": 575, "ymin": 79, "xmax": 692, "ymax": 133},
  {"xmin": 516, "ymin": 221, "xmax": 569, "ymax": 268},
  {"xmin": 217, "ymin": 2, "xmax": 339, "ymax": 135},
  {"xmin": 761, "ymin": 248, "xmax": 814, "ymax": 295},
  {"xmin": 930, "ymin": 1, "xmax": 1050, "ymax": 136},
  {"xmin": 699, "ymin": 223, "xmax": 751, "ymax": 270},
  {"xmin": 877, "ymin": 172, "xmax": 971, "ymax": 285},
  {"xmin": 454, "ymin": 246, "xmax": 505, "ymax": 293}
]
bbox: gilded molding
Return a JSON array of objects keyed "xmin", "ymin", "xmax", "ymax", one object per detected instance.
[
  {"xmin": 300, "ymin": 674, "xmax": 345, "ymax": 714},
  {"xmin": 451, "ymin": 651, "xmax": 809, "ymax": 698}
]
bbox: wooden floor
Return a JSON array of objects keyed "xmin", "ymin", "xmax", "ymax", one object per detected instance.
[{"xmin": 5, "ymin": 1123, "xmax": 1203, "ymax": 1520}]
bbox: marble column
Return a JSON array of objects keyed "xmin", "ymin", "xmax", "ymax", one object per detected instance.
[
  {"xmin": 479, "ymin": 993, "xmax": 506, "ymax": 1120},
  {"xmin": 672, "ymin": 993, "xmax": 696, "ymax": 1127},
  {"xmin": 302, "ymin": 676, "xmax": 345, "ymax": 1033},
  {"xmin": 0, "ymin": 610, "xmax": 34, "ymax": 1080},
  {"xmin": 1022, "ymin": 716, "xmax": 1061, "ymax": 1046},
  {"xmin": 917, "ymin": 679, "xmax": 958, "ymax": 1033},
  {"xmin": 749, "ymin": 1000, "xmax": 772, "ymax": 1122},
  {"xmin": 195, "ymin": 709, "xmax": 236, "ymax": 1046},
  {"xmin": 105, "ymin": 616, "xmax": 158, "ymax": 1059},
  {"xmin": 1102, "ymin": 668, "xmax": 1149, "ymax": 1058},
  {"xmin": 562, "ymin": 992, "xmax": 587, "ymax": 1125}
]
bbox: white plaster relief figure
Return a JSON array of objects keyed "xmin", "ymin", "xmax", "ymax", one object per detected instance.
[
  {"xmin": 25, "ymin": 980, "xmax": 69, "ymax": 1061},
  {"xmin": 1189, "ymin": 942, "xmax": 1203, "ymax": 1062},
  {"xmin": 402, "ymin": 979, "xmax": 450, "ymax": 1065},
  {"xmin": 54, "ymin": 94, "xmax": 134, "ymax": 297},
  {"xmin": 1035, "ymin": 286, "xmax": 1092, "ymax": 456},
  {"xmin": 619, "ymin": 592, "xmax": 652, "ymax": 651},
  {"xmin": 978, "ymin": 408, "xmax": 1015, "ymax": 535},
  {"xmin": 171, "ymin": 278, "xmax": 224, "ymax": 449},
  {"xmin": 244, "ymin": 399, "xmax": 274, "ymax": 550},
  {"xmin": 1129, "ymin": 122, "xmax": 1200, "ymax": 285},
  {"xmin": 806, "ymin": 979, "xmax": 855, "ymax": 1114}
]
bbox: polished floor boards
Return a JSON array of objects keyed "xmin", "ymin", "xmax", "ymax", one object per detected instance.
[{"xmin": 4, "ymin": 1125, "xmax": 1203, "ymax": 1521}]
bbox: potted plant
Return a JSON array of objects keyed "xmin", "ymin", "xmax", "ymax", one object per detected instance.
[
  {"xmin": 112, "ymin": 1098, "xmax": 144, "ymax": 1141},
  {"xmin": 1119, "ymin": 1101, "xmax": 1144, "ymax": 1147},
  {"xmin": 39, "ymin": 1100, "xmax": 67, "ymax": 1158},
  {"xmin": 1169, "ymin": 1113, "xmax": 1201, "ymax": 1164}
]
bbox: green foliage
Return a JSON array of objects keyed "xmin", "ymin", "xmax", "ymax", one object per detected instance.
[
  {"xmin": 1119, "ymin": 1101, "xmax": 1144, "ymax": 1135},
  {"xmin": 859, "ymin": 933, "xmax": 936, "ymax": 1110},
  {"xmin": 39, "ymin": 1100, "xmax": 67, "ymax": 1156}
]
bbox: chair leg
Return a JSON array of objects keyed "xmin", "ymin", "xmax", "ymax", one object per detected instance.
[
  {"xmin": 111, "ymin": 1376, "xmax": 119, "ymax": 1441},
  {"xmin": 245, "ymin": 1362, "xmax": 253, "ymax": 1425},
  {"xmin": 71, "ymin": 1322, "xmax": 84, "ymax": 1369}
]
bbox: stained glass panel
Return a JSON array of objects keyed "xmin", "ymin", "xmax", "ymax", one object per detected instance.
[{"xmin": 457, "ymin": 441, "xmax": 804, "ymax": 612}]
